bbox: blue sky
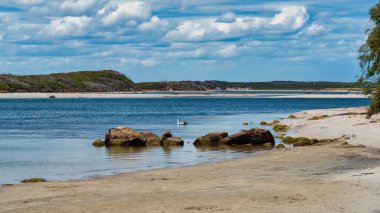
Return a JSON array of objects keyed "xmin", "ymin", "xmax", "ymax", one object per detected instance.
[{"xmin": 0, "ymin": 0, "xmax": 377, "ymax": 82}]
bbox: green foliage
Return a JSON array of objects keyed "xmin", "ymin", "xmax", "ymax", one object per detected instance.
[
  {"xmin": 367, "ymin": 78, "xmax": 380, "ymax": 117},
  {"xmin": 358, "ymin": 1, "xmax": 380, "ymax": 117},
  {"xmin": 0, "ymin": 70, "xmax": 134, "ymax": 93}
]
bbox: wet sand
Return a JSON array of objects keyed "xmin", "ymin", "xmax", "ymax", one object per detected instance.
[{"xmin": 1, "ymin": 107, "xmax": 380, "ymax": 212}]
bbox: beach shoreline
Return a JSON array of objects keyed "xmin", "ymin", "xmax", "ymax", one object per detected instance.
[
  {"xmin": 1, "ymin": 106, "xmax": 380, "ymax": 212},
  {"xmin": 0, "ymin": 92, "xmax": 366, "ymax": 99}
]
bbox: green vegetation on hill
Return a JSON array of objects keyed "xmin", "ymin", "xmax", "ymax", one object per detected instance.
[
  {"xmin": 0, "ymin": 70, "xmax": 134, "ymax": 92},
  {"xmin": 0, "ymin": 70, "xmax": 365, "ymax": 93},
  {"xmin": 136, "ymin": 80, "xmax": 363, "ymax": 91}
]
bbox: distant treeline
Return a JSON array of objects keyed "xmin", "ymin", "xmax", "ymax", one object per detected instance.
[
  {"xmin": 0, "ymin": 70, "xmax": 364, "ymax": 93},
  {"xmin": 136, "ymin": 81, "xmax": 363, "ymax": 91}
]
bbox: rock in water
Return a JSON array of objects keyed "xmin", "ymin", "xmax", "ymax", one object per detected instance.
[
  {"xmin": 220, "ymin": 128, "xmax": 275, "ymax": 146},
  {"xmin": 193, "ymin": 132, "xmax": 228, "ymax": 146},
  {"xmin": 105, "ymin": 127, "xmax": 160, "ymax": 147},
  {"xmin": 160, "ymin": 131, "xmax": 184, "ymax": 146},
  {"xmin": 92, "ymin": 139, "xmax": 105, "ymax": 147},
  {"xmin": 141, "ymin": 131, "xmax": 161, "ymax": 146},
  {"xmin": 162, "ymin": 137, "xmax": 184, "ymax": 146},
  {"xmin": 161, "ymin": 130, "xmax": 173, "ymax": 141}
]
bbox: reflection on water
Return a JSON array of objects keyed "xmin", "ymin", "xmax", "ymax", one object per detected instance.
[{"xmin": 0, "ymin": 98, "xmax": 368, "ymax": 184}]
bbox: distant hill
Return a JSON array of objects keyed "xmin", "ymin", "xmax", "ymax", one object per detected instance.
[
  {"xmin": 0, "ymin": 70, "xmax": 363, "ymax": 92},
  {"xmin": 0, "ymin": 70, "xmax": 134, "ymax": 92},
  {"xmin": 135, "ymin": 80, "xmax": 363, "ymax": 91}
]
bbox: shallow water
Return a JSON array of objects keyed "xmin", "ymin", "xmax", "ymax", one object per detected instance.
[{"xmin": 0, "ymin": 97, "xmax": 368, "ymax": 184}]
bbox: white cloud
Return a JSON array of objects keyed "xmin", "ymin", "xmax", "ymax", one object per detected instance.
[
  {"xmin": 218, "ymin": 44, "xmax": 237, "ymax": 57},
  {"xmin": 47, "ymin": 16, "xmax": 92, "ymax": 37},
  {"xmin": 60, "ymin": 0, "xmax": 97, "ymax": 15},
  {"xmin": 166, "ymin": 5, "xmax": 308, "ymax": 41},
  {"xmin": 304, "ymin": 22, "xmax": 327, "ymax": 36},
  {"xmin": 102, "ymin": 1, "xmax": 151, "ymax": 26},
  {"xmin": 138, "ymin": 16, "xmax": 169, "ymax": 32},
  {"xmin": 269, "ymin": 6, "xmax": 308, "ymax": 31}
]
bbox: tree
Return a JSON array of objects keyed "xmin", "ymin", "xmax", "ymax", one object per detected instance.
[{"xmin": 358, "ymin": 1, "xmax": 380, "ymax": 117}]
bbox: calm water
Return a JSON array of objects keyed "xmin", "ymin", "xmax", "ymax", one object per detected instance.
[{"xmin": 0, "ymin": 97, "xmax": 368, "ymax": 184}]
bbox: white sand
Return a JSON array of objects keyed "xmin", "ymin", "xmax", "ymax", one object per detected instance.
[{"xmin": 282, "ymin": 107, "xmax": 380, "ymax": 148}]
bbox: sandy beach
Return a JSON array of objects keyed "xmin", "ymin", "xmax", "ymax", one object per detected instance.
[
  {"xmin": 0, "ymin": 92, "xmax": 366, "ymax": 99},
  {"xmin": 1, "ymin": 107, "xmax": 380, "ymax": 212}
]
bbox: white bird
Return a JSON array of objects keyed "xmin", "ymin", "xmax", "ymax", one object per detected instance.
[{"xmin": 177, "ymin": 116, "xmax": 188, "ymax": 126}]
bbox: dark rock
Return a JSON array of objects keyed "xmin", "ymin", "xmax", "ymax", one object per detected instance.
[
  {"xmin": 160, "ymin": 130, "xmax": 184, "ymax": 146},
  {"xmin": 21, "ymin": 178, "xmax": 47, "ymax": 183},
  {"xmin": 193, "ymin": 132, "xmax": 228, "ymax": 146},
  {"xmin": 105, "ymin": 127, "xmax": 160, "ymax": 147},
  {"xmin": 162, "ymin": 137, "xmax": 184, "ymax": 146},
  {"xmin": 161, "ymin": 130, "xmax": 173, "ymax": 141},
  {"xmin": 220, "ymin": 128, "xmax": 275, "ymax": 146},
  {"xmin": 141, "ymin": 131, "xmax": 161, "ymax": 146}
]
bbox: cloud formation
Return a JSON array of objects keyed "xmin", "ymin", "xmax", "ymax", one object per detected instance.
[{"xmin": 0, "ymin": 0, "xmax": 374, "ymax": 81}]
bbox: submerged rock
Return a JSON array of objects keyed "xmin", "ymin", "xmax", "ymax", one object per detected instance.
[
  {"xmin": 21, "ymin": 178, "xmax": 47, "ymax": 183},
  {"xmin": 220, "ymin": 128, "xmax": 275, "ymax": 146},
  {"xmin": 272, "ymin": 124, "xmax": 290, "ymax": 132},
  {"xmin": 105, "ymin": 127, "xmax": 160, "ymax": 147},
  {"xmin": 275, "ymin": 144, "xmax": 286, "ymax": 149},
  {"xmin": 260, "ymin": 121, "xmax": 272, "ymax": 126},
  {"xmin": 281, "ymin": 136, "xmax": 337, "ymax": 146},
  {"xmin": 92, "ymin": 139, "xmax": 105, "ymax": 147},
  {"xmin": 193, "ymin": 132, "xmax": 228, "ymax": 146}
]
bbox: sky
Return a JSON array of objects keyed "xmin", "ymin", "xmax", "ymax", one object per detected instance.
[{"xmin": 0, "ymin": 0, "xmax": 377, "ymax": 82}]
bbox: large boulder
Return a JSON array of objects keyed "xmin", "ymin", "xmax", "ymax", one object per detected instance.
[
  {"xmin": 220, "ymin": 128, "xmax": 275, "ymax": 146},
  {"xmin": 193, "ymin": 132, "xmax": 228, "ymax": 146},
  {"xmin": 105, "ymin": 127, "xmax": 160, "ymax": 147}
]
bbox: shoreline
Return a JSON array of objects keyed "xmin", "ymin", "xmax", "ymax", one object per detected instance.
[
  {"xmin": 1, "ymin": 107, "xmax": 380, "ymax": 212},
  {"xmin": 0, "ymin": 92, "xmax": 366, "ymax": 99}
]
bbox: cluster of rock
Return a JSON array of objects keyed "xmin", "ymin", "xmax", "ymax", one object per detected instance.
[
  {"xmin": 259, "ymin": 119, "xmax": 290, "ymax": 132},
  {"xmin": 193, "ymin": 128, "xmax": 275, "ymax": 147},
  {"xmin": 93, "ymin": 127, "xmax": 184, "ymax": 147},
  {"xmin": 94, "ymin": 127, "xmax": 276, "ymax": 148},
  {"xmin": 282, "ymin": 136, "xmax": 340, "ymax": 146}
]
